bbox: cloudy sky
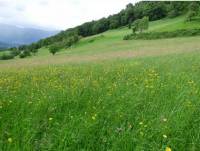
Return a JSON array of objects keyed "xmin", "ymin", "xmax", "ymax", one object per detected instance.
[{"xmin": 0, "ymin": 0, "xmax": 138, "ymax": 30}]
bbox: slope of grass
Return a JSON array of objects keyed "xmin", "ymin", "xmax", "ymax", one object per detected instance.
[
  {"xmin": 32, "ymin": 16, "xmax": 200, "ymax": 57},
  {"xmin": 1, "ymin": 35, "xmax": 200, "ymax": 69},
  {"xmin": 149, "ymin": 16, "xmax": 200, "ymax": 32},
  {"xmin": 1, "ymin": 52, "xmax": 200, "ymax": 150},
  {"xmin": 1, "ymin": 16, "xmax": 199, "ymax": 59},
  {"xmin": 0, "ymin": 50, "xmax": 10, "ymax": 56}
]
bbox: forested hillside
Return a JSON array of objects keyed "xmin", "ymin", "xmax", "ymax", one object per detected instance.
[{"xmin": 0, "ymin": 1, "xmax": 199, "ymax": 60}]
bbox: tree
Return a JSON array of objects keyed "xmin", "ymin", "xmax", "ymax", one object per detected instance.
[
  {"xmin": 167, "ymin": 2, "xmax": 185, "ymax": 18},
  {"xmin": 28, "ymin": 43, "xmax": 40, "ymax": 55},
  {"xmin": 0, "ymin": 53, "xmax": 15, "ymax": 60},
  {"xmin": 168, "ymin": 9, "xmax": 179, "ymax": 18},
  {"xmin": 132, "ymin": 16, "xmax": 149, "ymax": 33},
  {"xmin": 186, "ymin": 11, "xmax": 197, "ymax": 21},
  {"xmin": 141, "ymin": 16, "xmax": 149, "ymax": 31},
  {"xmin": 125, "ymin": 3, "xmax": 135, "ymax": 24},
  {"xmin": 132, "ymin": 26, "xmax": 137, "ymax": 34},
  {"xmin": 19, "ymin": 50, "xmax": 31, "ymax": 58},
  {"xmin": 186, "ymin": 2, "xmax": 200, "ymax": 21},
  {"xmin": 49, "ymin": 44, "xmax": 60, "ymax": 55},
  {"xmin": 128, "ymin": 20, "xmax": 132, "ymax": 29}
]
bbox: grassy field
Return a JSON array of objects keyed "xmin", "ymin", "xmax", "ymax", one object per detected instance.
[
  {"xmin": 149, "ymin": 16, "xmax": 200, "ymax": 32},
  {"xmin": 1, "ymin": 16, "xmax": 200, "ymax": 151},
  {"xmin": 1, "ymin": 52, "xmax": 200, "ymax": 150},
  {"xmin": 37, "ymin": 16, "xmax": 200, "ymax": 56}
]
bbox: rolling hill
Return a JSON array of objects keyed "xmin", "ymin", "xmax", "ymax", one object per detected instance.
[{"xmin": 10, "ymin": 15, "xmax": 198, "ymax": 60}]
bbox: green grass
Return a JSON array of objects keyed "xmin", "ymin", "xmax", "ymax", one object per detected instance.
[
  {"xmin": 1, "ymin": 52, "xmax": 200, "ymax": 150},
  {"xmin": 1, "ymin": 16, "xmax": 200, "ymax": 59},
  {"xmin": 149, "ymin": 16, "xmax": 200, "ymax": 32},
  {"xmin": 34, "ymin": 16, "xmax": 200, "ymax": 57},
  {"xmin": 0, "ymin": 50, "xmax": 10, "ymax": 56},
  {"xmin": 1, "ymin": 16, "xmax": 200, "ymax": 151}
]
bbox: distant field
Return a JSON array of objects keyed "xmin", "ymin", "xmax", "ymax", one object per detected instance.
[
  {"xmin": 1, "ymin": 16, "xmax": 200, "ymax": 60},
  {"xmin": 22, "ymin": 16, "xmax": 200, "ymax": 57},
  {"xmin": 1, "ymin": 36, "xmax": 200, "ymax": 69}
]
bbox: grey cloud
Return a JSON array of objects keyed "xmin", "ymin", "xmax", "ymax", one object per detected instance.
[{"xmin": 39, "ymin": 0, "xmax": 49, "ymax": 6}]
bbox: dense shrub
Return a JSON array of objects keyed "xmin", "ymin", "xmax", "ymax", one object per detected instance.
[
  {"xmin": 123, "ymin": 35, "xmax": 133, "ymax": 40},
  {"xmin": 19, "ymin": 50, "xmax": 31, "ymax": 58},
  {"xmin": 10, "ymin": 49, "xmax": 20, "ymax": 56},
  {"xmin": 49, "ymin": 44, "xmax": 61, "ymax": 55},
  {"xmin": 123, "ymin": 29, "xmax": 200, "ymax": 40},
  {"xmin": 0, "ymin": 53, "xmax": 15, "ymax": 60}
]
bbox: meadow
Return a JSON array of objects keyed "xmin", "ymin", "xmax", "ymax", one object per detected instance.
[
  {"xmin": 1, "ymin": 16, "xmax": 200, "ymax": 151},
  {"xmin": 1, "ymin": 52, "xmax": 200, "ymax": 150}
]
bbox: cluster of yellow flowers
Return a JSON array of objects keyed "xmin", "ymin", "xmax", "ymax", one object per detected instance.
[{"xmin": 144, "ymin": 69, "xmax": 159, "ymax": 89}]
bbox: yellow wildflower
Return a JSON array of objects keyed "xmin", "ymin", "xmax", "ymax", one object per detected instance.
[
  {"xmin": 8, "ymin": 138, "xmax": 12, "ymax": 143},
  {"xmin": 92, "ymin": 114, "xmax": 97, "ymax": 120},
  {"xmin": 49, "ymin": 117, "xmax": 53, "ymax": 121},
  {"xmin": 166, "ymin": 147, "xmax": 172, "ymax": 151},
  {"xmin": 163, "ymin": 135, "xmax": 167, "ymax": 138},
  {"xmin": 139, "ymin": 122, "xmax": 143, "ymax": 125},
  {"xmin": 128, "ymin": 124, "xmax": 133, "ymax": 129},
  {"xmin": 163, "ymin": 118, "xmax": 167, "ymax": 122}
]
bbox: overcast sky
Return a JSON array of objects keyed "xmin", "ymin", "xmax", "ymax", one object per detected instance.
[{"xmin": 0, "ymin": 0, "xmax": 138, "ymax": 30}]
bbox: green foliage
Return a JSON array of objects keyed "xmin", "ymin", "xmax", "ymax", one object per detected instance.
[
  {"xmin": 167, "ymin": 2, "xmax": 188, "ymax": 18},
  {"xmin": 124, "ymin": 29, "xmax": 200, "ymax": 40},
  {"xmin": 186, "ymin": 11, "xmax": 197, "ymax": 21},
  {"xmin": 10, "ymin": 49, "xmax": 20, "ymax": 57},
  {"xmin": 123, "ymin": 34, "xmax": 132, "ymax": 40},
  {"xmin": 19, "ymin": 50, "xmax": 31, "ymax": 58},
  {"xmin": 132, "ymin": 16, "xmax": 149, "ymax": 33},
  {"xmin": 168, "ymin": 9, "xmax": 179, "ymax": 18},
  {"xmin": 49, "ymin": 44, "xmax": 61, "ymax": 55},
  {"xmin": 186, "ymin": 2, "xmax": 200, "ymax": 21},
  {"xmin": 141, "ymin": 16, "xmax": 149, "ymax": 31},
  {"xmin": 0, "ymin": 52, "xmax": 15, "ymax": 60}
]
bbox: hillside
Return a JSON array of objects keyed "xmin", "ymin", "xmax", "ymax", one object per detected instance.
[
  {"xmin": 1, "ymin": 1, "xmax": 194, "ymax": 60},
  {"xmin": 4, "ymin": 15, "xmax": 198, "ymax": 60},
  {"xmin": 1, "ymin": 15, "xmax": 200, "ymax": 65}
]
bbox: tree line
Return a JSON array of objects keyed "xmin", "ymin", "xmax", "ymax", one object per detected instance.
[
  {"xmin": 1, "ymin": 1, "xmax": 198, "ymax": 59},
  {"xmin": 123, "ymin": 1, "xmax": 200, "ymax": 40}
]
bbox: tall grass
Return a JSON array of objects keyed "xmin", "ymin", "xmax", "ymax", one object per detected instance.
[{"xmin": 1, "ymin": 52, "xmax": 200, "ymax": 150}]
